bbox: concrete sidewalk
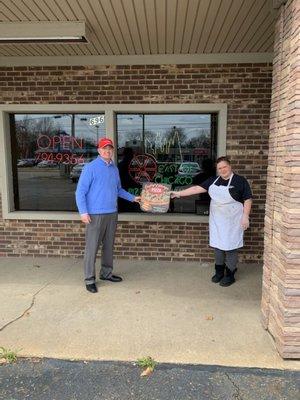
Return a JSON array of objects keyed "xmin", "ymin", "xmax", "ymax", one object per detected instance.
[{"xmin": 0, "ymin": 257, "xmax": 299, "ymax": 370}]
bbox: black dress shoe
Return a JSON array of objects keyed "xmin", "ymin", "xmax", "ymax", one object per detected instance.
[
  {"xmin": 86, "ymin": 283, "xmax": 98, "ymax": 293},
  {"xmin": 100, "ymin": 274, "xmax": 123, "ymax": 282}
]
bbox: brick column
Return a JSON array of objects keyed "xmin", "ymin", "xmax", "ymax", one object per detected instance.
[{"xmin": 262, "ymin": 0, "xmax": 300, "ymax": 358}]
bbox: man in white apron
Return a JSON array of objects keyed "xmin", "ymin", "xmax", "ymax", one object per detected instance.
[{"xmin": 171, "ymin": 156, "xmax": 252, "ymax": 287}]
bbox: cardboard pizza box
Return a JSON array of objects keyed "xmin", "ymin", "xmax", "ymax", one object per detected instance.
[{"xmin": 140, "ymin": 183, "xmax": 171, "ymax": 213}]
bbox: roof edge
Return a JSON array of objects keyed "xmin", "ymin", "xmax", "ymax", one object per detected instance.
[{"xmin": 0, "ymin": 53, "xmax": 273, "ymax": 67}]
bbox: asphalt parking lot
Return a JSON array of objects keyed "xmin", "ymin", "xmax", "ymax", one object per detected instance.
[
  {"xmin": 0, "ymin": 358, "xmax": 299, "ymax": 400},
  {"xmin": 17, "ymin": 167, "xmax": 77, "ymax": 211}
]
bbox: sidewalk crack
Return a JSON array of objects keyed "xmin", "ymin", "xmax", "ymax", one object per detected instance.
[
  {"xmin": 0, "ymin": 281, "xmax": 51, "ymax": 333},
  {"xmin": 0, "ymin": 263, "xmax": 74, "ymax": 333},
  {"xmin": 224, "ymin": 372, "xmax": 243, "ymax": 400}
]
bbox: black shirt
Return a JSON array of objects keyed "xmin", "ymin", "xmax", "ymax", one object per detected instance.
[
  {"xmin": 193, "ymin": 171, "xmax": 215, "ymax": 203},
  {"xmin": 199, "ymin": 174, "xmax": 252, "ymax": 204}
]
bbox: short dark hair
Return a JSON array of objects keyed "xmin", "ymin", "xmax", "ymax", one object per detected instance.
[{"xmin": 216, "ymin": 156, "xmax": 231, "ymax": 165}]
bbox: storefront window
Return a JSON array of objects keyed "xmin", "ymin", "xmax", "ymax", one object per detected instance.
[
  {"xmin": 10, "ymin": 112, "xmax": 218, "ymax": 214},
  {"xmin": 11, "ymin": 113, "xmax": 105, "ymax": 211},
  {"xmin": 117, "ymin": 113, "xmax": 217, "ymax": 214}
]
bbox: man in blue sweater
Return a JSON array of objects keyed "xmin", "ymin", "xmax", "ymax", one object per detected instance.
[{"xmin": 76, "ymin": 138, "xmax": 140, "ymax": 293}]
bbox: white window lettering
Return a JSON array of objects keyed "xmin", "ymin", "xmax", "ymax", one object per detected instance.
[{"xmin": 89, "ymin": 115, "xmax": 104, "ymax": 126}]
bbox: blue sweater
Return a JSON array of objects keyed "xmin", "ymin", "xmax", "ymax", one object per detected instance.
[{"xmin": 75, "ymin": 157, "xmax": 135, "ymax": 215}]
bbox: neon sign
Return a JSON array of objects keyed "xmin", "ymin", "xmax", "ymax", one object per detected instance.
[
  {"xmin": 35, "ymin": 134, "xmax": 85, "ymax": 164},
  {"xmin": 35, "ymin": 152, "xmax": 84, "ymax": 164},
  {"xmin": 37, "ymin": 135, "xmax": 83, "ymax": 150},
  {"xmin": 154, "ymin": 175, "xmax": 193, "ymax": 185},
  {"xmin": 128, "ymin": 154, "xmax": 157, "ymax": 184},
  {"xmin": 126, "ymin": 154, "xmax": 194, "ymax": 186}
]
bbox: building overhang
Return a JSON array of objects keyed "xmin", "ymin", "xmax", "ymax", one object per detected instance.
[{"xmin": 0, "ymin": 0, "xmax": 277, "ymax": 65}]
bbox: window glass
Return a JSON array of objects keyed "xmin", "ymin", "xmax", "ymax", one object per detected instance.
[
  {"xmin": 11, "ymin": 113, "xmax": 105, "ymax": 211},
  {"xmin": 117, "ymin": 113, "xmax": 217, "ymax": 214}
]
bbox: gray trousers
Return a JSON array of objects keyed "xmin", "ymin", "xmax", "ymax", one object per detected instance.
[
  {"xmin": 83, "ymin": 213, "xmax": 118, "ymax": 284},
  {"xmin": 214, "ymin": 248, "xmax": 238, "ymax": 271}
]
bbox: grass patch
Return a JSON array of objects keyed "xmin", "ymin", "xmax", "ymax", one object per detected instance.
[
  {"xmin": 137, "ymin": 356, "xmax": 157, "ymax": 374},
  {"xmin": 0, "ymin": 347, "xmax": 18, "ymax": 363}
]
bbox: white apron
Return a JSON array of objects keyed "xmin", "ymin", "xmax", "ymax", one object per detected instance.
[{"xmin": 208, "ymin": 174, "xmax": 244, "ymax": 251}]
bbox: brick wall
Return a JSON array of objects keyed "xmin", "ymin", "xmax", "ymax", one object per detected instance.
[
  {"xmin": 261, "ymin": 0, "xmax": 300, "ymax": 358},
  {"xmin": 0, "ymin": 63, "xmax": 272, "ymax": 261}
]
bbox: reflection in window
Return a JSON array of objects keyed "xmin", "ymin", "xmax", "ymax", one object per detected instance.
[
  {"xmin": 11, "ymin": 113, "xmax": 105, "ymax": 211},
  {"xmin": 117, "ymin": 113, "xmax": 217, "ymax": 214}
]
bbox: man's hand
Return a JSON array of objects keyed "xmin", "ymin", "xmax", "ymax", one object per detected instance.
[
  {"xmin": 241, "ymin": 214, "xmax": 249, "ymax": 230},
  {"xmin": 134, "ymin": 196, "xmax": 141, "ymax": 203},
  {"xmin": 81, "ymin": 213, "xmax": 91, "ymax": 224}
]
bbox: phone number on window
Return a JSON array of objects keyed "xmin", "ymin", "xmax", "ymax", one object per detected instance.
[{"xmin": 35, "ymin": 153, "xmax": 84, "ymax": 164}]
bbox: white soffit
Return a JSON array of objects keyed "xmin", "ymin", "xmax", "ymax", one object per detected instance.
[{"xmin": 0, "ymin": 0, "xmax": 277, "ymax": 63}]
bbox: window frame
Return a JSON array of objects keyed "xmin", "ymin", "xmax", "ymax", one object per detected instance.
[
  {"xmin": 0, "ymin": 103, "xmax": 227, "ymax": 222},
  {"xmin": 10, "ymin": 112, "xmax": 106, "ymax": 212}
]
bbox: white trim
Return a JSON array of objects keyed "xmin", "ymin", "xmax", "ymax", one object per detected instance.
[
  {"xmin": 0, "ymin": 103, "xmax": 227, "ymax": 113},
  {"xmin": 0, "ymin": 112, "xmax": 13, "ymax": 216},
  {"xmin": 0, "ymin": 53, "xmax": 273, "ymax": 67},
  {"xmin": 105, "ymin": 109, "xmax": 115, "ymax": 143},
  {"xmin": 0, "ymin": 21, "xmax": 87, "ymax": 43},
  {"xmin": 0, "ymin": 103, "xmax": 227, "ymax": 221}
]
